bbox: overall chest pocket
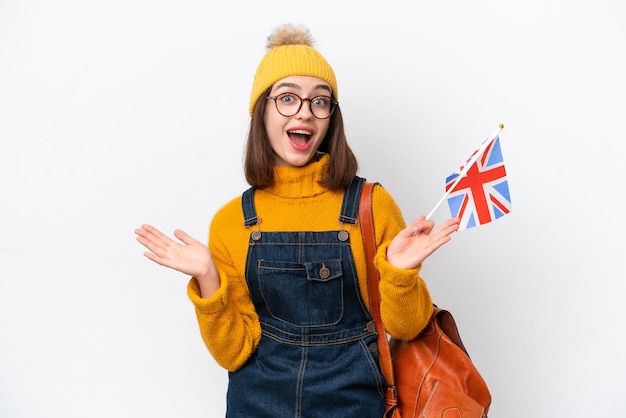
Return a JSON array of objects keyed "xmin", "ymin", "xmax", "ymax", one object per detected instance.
[{"xmin": 257, "ymin": 259, "xmax": 344, "ymax": 327}]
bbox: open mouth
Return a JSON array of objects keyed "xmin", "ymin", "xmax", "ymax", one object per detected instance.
[{"xmin": 287, "ymin": 129, "xmax": 312, "ymax": 149}]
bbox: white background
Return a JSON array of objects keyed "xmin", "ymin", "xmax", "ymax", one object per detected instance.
[{"xmin": 1, "ymin": 0, "xmax": 625, "ymax": 417}]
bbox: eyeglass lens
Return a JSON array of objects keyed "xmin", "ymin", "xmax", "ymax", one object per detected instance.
[{"xmin": 271, "ymin": 93, "xmax": 335, "ymax": 119}]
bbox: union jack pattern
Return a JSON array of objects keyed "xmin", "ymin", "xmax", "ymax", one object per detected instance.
[{"xmin": 446, "ymin": 135, "xmax": 511, "ymax": 230}]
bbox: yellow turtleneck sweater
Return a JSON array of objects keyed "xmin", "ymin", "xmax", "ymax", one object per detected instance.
[{"xmin": 187, "ymin": 155, "xmax": 433, "ymax": 371}]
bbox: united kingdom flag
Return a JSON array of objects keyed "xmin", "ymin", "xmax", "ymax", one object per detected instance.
[{"xmin": 445, "ymin": 135, "xmax": 512, "ymax": 230}]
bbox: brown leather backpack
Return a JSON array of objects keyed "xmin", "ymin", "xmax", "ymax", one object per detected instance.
[{"xmin": 359, "ymin": 181, "xmax": 492, "ymax": 417}]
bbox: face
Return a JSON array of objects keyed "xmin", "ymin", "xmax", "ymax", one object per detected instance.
[{"xmin": 264, "ymin": 76, "xmax": 332, "ymax": 167}]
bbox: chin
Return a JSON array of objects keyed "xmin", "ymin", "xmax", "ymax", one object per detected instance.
[{"xmin": 277, "ymin": 153, "xmax": 317, "ymax": 167}]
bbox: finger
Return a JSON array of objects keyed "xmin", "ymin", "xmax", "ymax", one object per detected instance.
[
  {"xmin": 407, "ymin": 215, "xmax": 426, "ymax": 229},
  {"xmin": 136, "ymin": 234, "xmax": 167, "ymax": 256},
  {"xmin": 143, "ymin": 251, "xmax": 160, "ymax": 263},
  {"xmin": 136, "ymin": 227, "xmax": 181, "ymax": 260},
  {"xmin": 443, "ymin": 217, "xmax": 461, "ymax": 228},
  {"xmin": 135, "ymin": 226, "xmax": 159, "ymax": 246},
  {"xmin": 432, "ymin": 218, "xmax": 460, "ymax": 236},
  {"xmin": 426, "ymin": 235, "xmax": 453, "ymax": 253},
  {"xmin": 134, "ymin": 228, "xmax": 149, "ymax": 239},
  {"xmin": 410, "ymin": 219, "xmax": 434, "ymax": 236},
  {"xmin": 139, "ymin": 225, "xmax": 181, "ymax": 253},
  {"xmin": 428, "ymin": 220, "xmax": 460, "ymax": 248},
  {"xmin": 141, "ymin": 224, "xmax": 172, "ymax": 243},
  {"xmin": 174, "ymin": 229, "xmax": 200, "ymax": 246},
  {"xmin": 143, "ymin": 251, "xmax": 173, "ymax": 268},
  {"xmin": 427, "ymin": 228, "xmax": 456, "ymax": 248},
  {"xmin": 432, "ymin": 224, "xmax": 457, "ymax": 238}
]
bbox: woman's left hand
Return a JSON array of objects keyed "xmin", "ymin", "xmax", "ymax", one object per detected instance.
[{"xmin": 386, "ymin": 216, "xmax": 460, "ymax": 270}]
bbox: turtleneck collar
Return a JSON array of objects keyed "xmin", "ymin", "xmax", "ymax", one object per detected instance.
[{"xmin": 264, "ymin": 154, "xmax": 331, "ymax": 199}]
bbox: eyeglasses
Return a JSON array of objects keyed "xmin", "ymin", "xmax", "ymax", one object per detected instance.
[{"xmin": 266, "ymin": 92, "xmax": 338, "ymax": 119}]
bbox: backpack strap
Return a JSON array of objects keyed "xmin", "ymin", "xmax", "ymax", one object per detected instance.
[{"xmin": 359, "ymin": 181, "xmax": 399, "ymax": 416}]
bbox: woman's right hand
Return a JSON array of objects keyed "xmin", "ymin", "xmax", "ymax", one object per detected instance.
[{"xmin": 135, "ymin": 224, "xmax": 219, "ymax": 297}]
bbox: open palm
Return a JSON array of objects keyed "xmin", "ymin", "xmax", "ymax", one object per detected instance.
[
  {"xmin": 135, "ymin": 224, "xmax": 215, "ymax": 281},
  {"xmin": 386, "ymin": 216, "xmax": 460, "ymax": 270}
]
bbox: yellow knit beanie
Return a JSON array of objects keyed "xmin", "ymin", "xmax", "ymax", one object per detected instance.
[{"xmin": 249, "ymin": 24, "xmax": 338, "ymax": 116}]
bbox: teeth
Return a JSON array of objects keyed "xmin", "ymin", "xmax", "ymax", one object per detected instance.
[{"xmin": 288, "ymin": 129, "xmax": 311, "ymax": 135}]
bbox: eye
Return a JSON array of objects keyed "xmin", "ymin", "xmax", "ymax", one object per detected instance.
[
  {"xmin": 278, "ymin": 93, "xmax": 298, "ymax": 104},
  {"xmin": 312, "ymin": 96, "xmax": 330, "ymax": 107}
]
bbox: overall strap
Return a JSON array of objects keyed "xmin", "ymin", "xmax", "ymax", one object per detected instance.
[
  {"xmin": 241, "ymin": 187, "xmax": 259, "ymax": 227},
  {"xmin": 339, "ymin": 176, "xmax": 366, "ymax": 225},
  {"xmin": 241, "ymin": 177, "xmax": 366, "ymax": 228}
]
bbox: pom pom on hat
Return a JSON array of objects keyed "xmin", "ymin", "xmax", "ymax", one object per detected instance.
[
  {"xmin": 249, "ymin": 24, "xmax": 338, "ymax": 116},
  {"xmin": 266, "ymin": 23, "xmax": 315, "ymax": 49}
]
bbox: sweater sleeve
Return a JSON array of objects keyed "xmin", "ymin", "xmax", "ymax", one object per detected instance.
[
  {"xmin": 187, "ymin": 199, "xmax": 262, "ymax": 372},
  {"xmin": 371, "ymin": 185, "xmax": 434, "ymax": 340}
]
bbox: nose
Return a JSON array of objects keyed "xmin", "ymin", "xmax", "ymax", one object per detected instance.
[{"xmin": 294, "ymin": 98, "xmax": 314, "ymax": 119}]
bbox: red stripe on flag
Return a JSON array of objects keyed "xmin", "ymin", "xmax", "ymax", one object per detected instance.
[
  {"xmin": 490, "ymin": 194, "xmax": 510, "ymax": 214},
  {"xmin": 451, "ymin": 163, "xmax": 506, "ymax": 225},
  {"xmin": 458, "ymin": 193, "xmax": 470, "ymax": 219}
]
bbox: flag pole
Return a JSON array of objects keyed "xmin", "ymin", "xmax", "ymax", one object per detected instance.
[{"xmin": 425, "ymin": 124, "xmax": 504, "ymax": 220}]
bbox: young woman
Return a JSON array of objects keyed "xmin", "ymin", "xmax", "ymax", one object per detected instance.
[{"xmin": 135, "ymin": 23, "xmax": 460, "ymax": 417}]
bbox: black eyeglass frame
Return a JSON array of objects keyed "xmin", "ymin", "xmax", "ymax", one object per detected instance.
[{"xmin": 266, "ymin": 92, "xmax": 339, "ymax": 120}]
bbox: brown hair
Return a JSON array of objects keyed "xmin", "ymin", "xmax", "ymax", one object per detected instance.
[{"xmin": 244, "ymin": 88, "xmax": 358, "ymax": 190}]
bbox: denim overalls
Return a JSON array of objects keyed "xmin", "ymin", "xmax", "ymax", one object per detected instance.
[{"xmin": 226, "ymin": 177, "xmax": 386, "ymax": 417}]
